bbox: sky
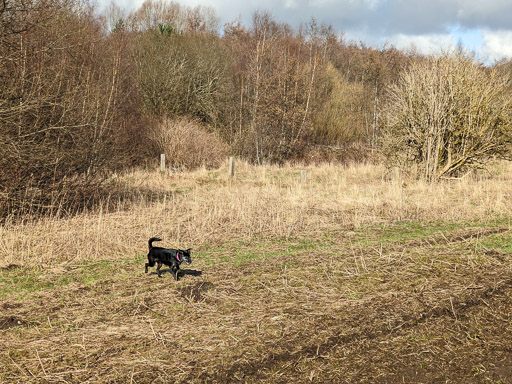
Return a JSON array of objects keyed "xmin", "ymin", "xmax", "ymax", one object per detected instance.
[{"xmin": 99, "ymin": 0, "xmax": 512, "ymax": 63}]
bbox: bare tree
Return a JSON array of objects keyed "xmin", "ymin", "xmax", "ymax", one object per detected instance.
[
  {"xmin": 382, "ymin": 51, "xmax": 512, "ymax": 181},
  {"xmin": 0, "ymin": 0, "xmax": 135, "ymax": 216},
  {"xmin": 222, "ymin": 13, "xmax": 329, "ymax": 163}
]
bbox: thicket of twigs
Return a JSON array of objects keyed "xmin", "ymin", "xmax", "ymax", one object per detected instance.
[
  {"xmin": 382, "ymin": 53, "xmax": 512, "ymax": 181},
  {"xmin": 1, "ymin": 0, "xmax": 511, "ymax": 218}
]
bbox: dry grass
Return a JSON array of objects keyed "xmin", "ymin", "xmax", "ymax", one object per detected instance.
[
  {"xmin": 1, "ymin": 160, "xmax": 512, "ymax": 383},
  {"xmin": 0, "ymin": 160, "xmax": 511, "ymax": 266}
]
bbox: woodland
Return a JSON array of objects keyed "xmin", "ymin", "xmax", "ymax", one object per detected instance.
[{"xmin": 1, "ymin": 0, "xmax": 511, "ymax": 216}]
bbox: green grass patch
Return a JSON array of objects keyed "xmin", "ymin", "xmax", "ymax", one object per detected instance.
[
  {"xmin": 193, "ymin": 219, "xmax": 510, "ymax": 268},
  {"xmin": 352, "ymin": 219, "xmax": 509, "ymax": 247},
  {"xmin": 0, "ymin": 269, "xmax": 55, "ymax": 298},
  {"xmin": 1, "ymin": 219, "xmax": 508, "ymax": 300},
  {"xmin": 198, "ymin": 237, "xmax": 324, "ymax": 266},
  {"xmin": 0, "ymin": 256, "xmax": 146, "ymax": 299},
  {"xmin": 477, "ymin": 231, "xmax": 512, "ymax": 253}
]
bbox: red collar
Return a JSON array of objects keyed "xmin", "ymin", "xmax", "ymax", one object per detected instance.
[{"xmin": 176, "ymin": 251, "xmax": 181, "ymax": 262}]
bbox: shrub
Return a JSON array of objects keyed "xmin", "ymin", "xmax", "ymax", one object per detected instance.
[
  {"xmin": 381, "ymin": 51, "xmax": 512, "ymax": 181},
  {"xmin": 149, "ymin": 118, "xmax": 228, "ymax": 170}
]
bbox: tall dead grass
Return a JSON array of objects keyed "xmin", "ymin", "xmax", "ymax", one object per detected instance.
[{"xmin": 1, "ymin": 161, "xmax": 511, "ymax": 266}]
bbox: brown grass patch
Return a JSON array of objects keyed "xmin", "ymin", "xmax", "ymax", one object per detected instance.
[{"xmin": 1, "ymin": 161, "xmax": 511, "ymax": 266}]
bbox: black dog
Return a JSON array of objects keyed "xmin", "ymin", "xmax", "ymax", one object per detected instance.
[{"xmin": 145, "ymin": 237, "xmax": 192, "ymax": 280}]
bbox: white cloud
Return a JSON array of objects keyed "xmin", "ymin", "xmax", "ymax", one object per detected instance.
[
  {"xmin": 308, "ymin": 0, "xmax": 335, "ymax": 7},
  {"xmin": 389, "ymin": 33, "xmax": 456, "ymax": 54},
  {"xmin": 284, "ymin": 0, "xmax": 298, "ymax": 9},
  {"xmin": 478, "ymin": 30, "xmax": 512, "ymax": 62},
  {"xmin": 363, "ymin": 0, "xmax": 384, "ymax": 10}
]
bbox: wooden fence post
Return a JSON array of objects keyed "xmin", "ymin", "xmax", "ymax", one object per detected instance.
[
  {"xmin": 392, "ymin": 167, "xmax": 400, "ymax": 183},
  {"xmin": 301, "ymin": 170, "xmax": 307, "ymax": 182},
  {"xmin": 160, "ymin": 154, "xmax": 165, "ymax": 172},
  {"xmin": 228, "ymin": 157, "xmax": 235, "ymax": 178}
]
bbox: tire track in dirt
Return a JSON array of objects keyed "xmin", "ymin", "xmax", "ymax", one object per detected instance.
[{"xmin": 200, "ymin": 273, "xmax": 512, "ymax": 383}]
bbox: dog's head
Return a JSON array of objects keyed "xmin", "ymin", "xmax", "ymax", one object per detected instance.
[{"xmin": 178, "ymin": 248, "xmax": 192, "ymax": 265}]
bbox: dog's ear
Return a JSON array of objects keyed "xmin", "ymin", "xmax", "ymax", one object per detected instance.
[{"xmin": 186, "ymin": 248, "xmax": 192, "ymax": 252}]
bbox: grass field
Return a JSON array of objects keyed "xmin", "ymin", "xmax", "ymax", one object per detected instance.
[{"xmin": 1, "ymin": 161, "xmax": 511, "ymax": 383}]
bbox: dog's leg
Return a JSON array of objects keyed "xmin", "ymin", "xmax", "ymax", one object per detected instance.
[
  {"xmin": 171, "ymin": 265, "xmax": 179, "ymax": 281},
  {"xmin": 146, "ymin": 256, "xmax": 155, "ymax": 274},
  {"xmin": 156, "ymin": 262, "xmax": 163, "ymax": 277}
]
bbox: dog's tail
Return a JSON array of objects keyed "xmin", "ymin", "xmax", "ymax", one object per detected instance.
[{"xmin": 148, "ymin": 237, "xmax": 162, "ymax": 250}]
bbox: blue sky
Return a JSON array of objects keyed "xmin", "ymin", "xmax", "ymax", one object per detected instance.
[
  {"xmin": 448, "ymin": 25, "xmax": 483, "ymax": 51},
  {"xmin": 98, "ymin": 0, "xmax": 512, "ymax": 63}
]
